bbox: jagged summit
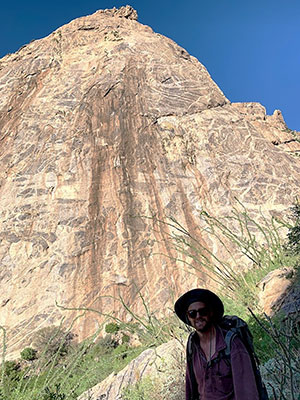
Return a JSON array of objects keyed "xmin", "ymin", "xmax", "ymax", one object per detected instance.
[
  {"xmin": 99, "ymin": 5, "xmax": 138, "ymax": 20},
  {"xmin": 0, "ymin": 6, "xmax": 299, "ymax": 356}
]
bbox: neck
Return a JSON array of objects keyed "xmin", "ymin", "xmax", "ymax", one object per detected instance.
[{"xmin": 196, "ymin": 324, "xmax": 216, "ymax": 342}]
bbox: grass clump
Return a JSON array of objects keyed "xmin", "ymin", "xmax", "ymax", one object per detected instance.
[{"xmin": 122, "ymin": 377, "xmax": 158, "ymax": 400}]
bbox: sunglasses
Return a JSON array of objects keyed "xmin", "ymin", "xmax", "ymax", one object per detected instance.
[{"xmin": 187, "ymin": 307, "xmax": 209, "ymax": 319}]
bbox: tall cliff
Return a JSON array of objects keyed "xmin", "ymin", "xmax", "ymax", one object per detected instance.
[{"xmin": 0, "ymin": 6, "xmax": 299, "ymax": 352}]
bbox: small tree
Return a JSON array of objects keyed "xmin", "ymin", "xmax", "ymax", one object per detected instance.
[{"xmin": 32, "ymin": 326, "xmax": 73, "ymax": 358}]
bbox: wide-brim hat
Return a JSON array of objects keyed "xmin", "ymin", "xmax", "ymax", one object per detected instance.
[{"xmin": 174, "ymin": 288, "xmax": 224, "ymax": 326}]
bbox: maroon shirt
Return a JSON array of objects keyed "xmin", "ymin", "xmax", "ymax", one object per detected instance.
[{"xmin": 186, "ymin": 326, "xmax": 259, "ymax": 400}]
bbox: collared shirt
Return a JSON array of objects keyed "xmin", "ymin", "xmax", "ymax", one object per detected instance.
[{"xmin": 186, "ymin": 326, "xmax": 259, "ymax": 400}]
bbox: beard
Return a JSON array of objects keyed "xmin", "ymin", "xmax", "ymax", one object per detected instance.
[{"xmin": 194, "ymin": 318, "xmax": 213, "ymax": 333}]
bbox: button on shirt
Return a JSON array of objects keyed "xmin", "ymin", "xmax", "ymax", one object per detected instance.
[{"xmin": 186, "ymin": 326, "xmax": 259, "ymax": 400}]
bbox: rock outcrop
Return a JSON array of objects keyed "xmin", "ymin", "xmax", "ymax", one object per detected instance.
[
  {"xmin": 0, "ymin": 6, "xmax": 299, "ymax": 354},
  {"xmin": 258, "ymin": 267, "xmax": 295, "ymax": 315},
  {"xmin": 78, "ymin": 338, "xmax": 185, "ymax": 400}
]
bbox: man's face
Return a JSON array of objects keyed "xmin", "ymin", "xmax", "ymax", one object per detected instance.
[{"xmin": 187, "ymin": 301, "xmax": 213, "ymax": 333}]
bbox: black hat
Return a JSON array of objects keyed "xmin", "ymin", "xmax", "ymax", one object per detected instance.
[{"xmin": 174, "ymin": 288, "xmax": 224, "ymax": 326}]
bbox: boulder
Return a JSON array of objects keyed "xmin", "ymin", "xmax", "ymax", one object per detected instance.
[{"xmin": 258, "ymin": 267, "xmax": 295, "ymax": 315}]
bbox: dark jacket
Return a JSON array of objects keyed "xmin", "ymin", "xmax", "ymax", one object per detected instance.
[{"xmin": 186, "ymin": 325, "xmax": 259, "ymax": 400}]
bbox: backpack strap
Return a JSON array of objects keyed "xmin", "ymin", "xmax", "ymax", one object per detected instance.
[
  {"xmin": 186, "ymin": 331, "xmax": 200, "ymax": 400},
  {"xmin": 224, "ymin": 330, "xmax": 237, "ymax": 358}
]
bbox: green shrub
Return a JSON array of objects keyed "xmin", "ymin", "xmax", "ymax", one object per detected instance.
[
  {"xmin": 105, "ymin": 322, "xmax": 120, "ymax": 334},
  {"xmin": 1, "ymin": 359, "xmax": 23, "ymax": 396},
  {"xmin": 3, "ymin": 360, "xmax": 21, "ymax": 382},
  {"xmin": 247, "ymin": 314, "xmax": 279, "ymax": 363},
  {"xmin": 21, "ymin": 347, "xmax": 37, "ymax": 361},
  {"xmin": 121, "ymin": 333, "xmax": 130, "ymax": 344},
  {"xmin": 96, "ymin": 334, "xmax": 118, "ymax": 353},
  {"xmin": 40, "ymin": 384, "xmax": 66, "ymax": 400}
]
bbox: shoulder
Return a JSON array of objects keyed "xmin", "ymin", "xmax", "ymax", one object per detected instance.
[
  {"xmin": 188, "ymin": 330, "xmax": 199, "ymax": 343},
  {"xmin": 187, "ymin": 331, "xmax": 199, "ymax": 353},
  {"xmin": 230, "ymin": 334, "xmax": 252, "ymax": 360},
  {"xmin": 217, "ymin": 327, "xmax": 246, "ymax": 353},
  {"xmin": 231, "ymin": 334, "xmax": 246, "ymax": 348}
]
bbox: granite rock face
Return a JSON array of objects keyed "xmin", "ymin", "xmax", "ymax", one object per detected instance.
[{"xmin": 0, "ymin": 6, "xmax": 299, "ymax": 353}]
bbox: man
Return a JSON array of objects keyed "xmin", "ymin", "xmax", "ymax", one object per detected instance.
[{"xmin": 174, "ymin": 288, "xmax": 259, "ymax": 400}]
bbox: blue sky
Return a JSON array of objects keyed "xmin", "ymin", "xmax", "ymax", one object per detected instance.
[{"xmin": 2, "ymin": 0, "xmax": 300, "ymax": 130}]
